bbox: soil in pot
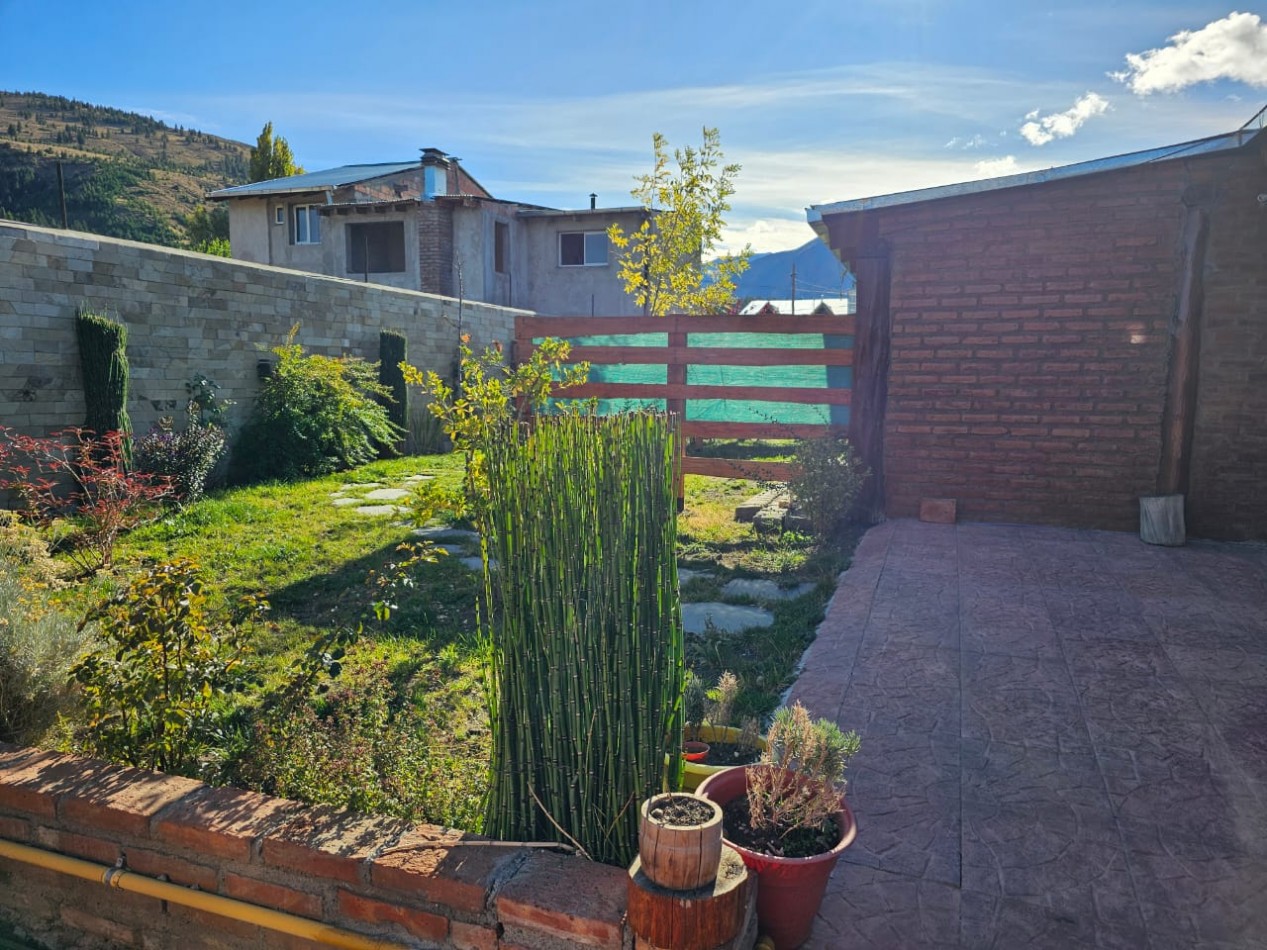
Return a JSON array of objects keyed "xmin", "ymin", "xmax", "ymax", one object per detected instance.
[
  {"xmin": 647, "ymin": 794, "xmax": 717, "ymax": 827},
  {"xmin": 703, "ymin": 741, "xmax": 762, "ymax": 767},
  {"xmin": 720, "ymin": 796, "xmax": 841, "ymax": 859}
]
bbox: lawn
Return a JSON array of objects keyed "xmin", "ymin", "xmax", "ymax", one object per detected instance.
[{"xmin": 12, "ymin": 452, "xmax": 859, "ymax": 832}]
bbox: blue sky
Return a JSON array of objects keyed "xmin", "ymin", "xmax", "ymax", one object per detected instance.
[{"xmin": 2, "ymin": 1, "xmax": 1264, "ymax": 252}]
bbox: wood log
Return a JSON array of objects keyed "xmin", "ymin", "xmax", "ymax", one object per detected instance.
[
  {"xmin": 1140, "ymin": 493, "xmax": 1185, "ymax": 546},
  {"xmin": 639, "ymin": 794, "xmax": 723, "ymax": 891},
  {"xmin": 627, "ymin": 846, "xmax": 754, "ymax": 950}
]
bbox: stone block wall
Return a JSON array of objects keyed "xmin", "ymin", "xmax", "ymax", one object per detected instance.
[
  {"xmin": 0, "ymin": 744, "xmax": 628, "ymax": 949},
  {"xmin": 0, "ymin": 220, "xmax": 524, "ymax": 442}
]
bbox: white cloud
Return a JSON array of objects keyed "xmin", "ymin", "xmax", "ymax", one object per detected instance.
[
  {"xmin": 1113, "ymin": 12, "xmax": 1267, "ymax": 95},
  {"xmin": 718, "ymin": 218, "xmax": 817, "ymax": 255},
  {"xmin": 974, "ymin": 155, "xmax": 1019, "ymax": 177},
  {"xmin": 945, "ymin": 134, "xmax": 988, "ymax": 149},
  {"xmin": 1019, "ymin": 92, "xmax": 1109, "ymax": 145}
]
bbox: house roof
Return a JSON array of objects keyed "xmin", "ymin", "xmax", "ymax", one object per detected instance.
[
  {"xmin": 515, "ymin": 206, "xmax": 647, "ymax": 219},
  {"xmin": 208, "ymin": 162, "xmax": 421, "ymax": 199},
  {"xmin": 739, "ymin": 297, "xmax": 853, "ymax": 316},
  {"xmin": 807, "ymin": 111, "xmax": 1267, "ymax": 227}
]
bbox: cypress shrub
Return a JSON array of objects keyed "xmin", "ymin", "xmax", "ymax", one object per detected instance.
[
  {"xmin": 378, "ymin": 329, "xmax": 408, "ymax": 455},
  {"xmin": 481, "ymin": 412, "xmax": 683, "ymax": 866},
  {"xmin": 75, "ymin": 309, "xmax": 132, "ymax": 442}
]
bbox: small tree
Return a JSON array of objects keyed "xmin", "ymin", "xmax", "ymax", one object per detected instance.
[
  {"xmin": 249, "ymin": 121, "xmax": 303, "ymax": 183},
  {"xmin": 608, "ymin": 128, "xmax": 751, "ymax": 315}
]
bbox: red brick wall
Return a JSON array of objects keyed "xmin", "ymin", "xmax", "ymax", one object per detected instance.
[
  {"xmin": 846, "ymin": 142, "xmax": 1266, "ymax": 538},
  {"xmin": 1185, "ymin": 145, "xmax": 1267, "ymax": 540},
  {"xmin": 0, "ymin": 745, "xmax": 625, "ymax": 950},
  {"xmin": 418, "ymin": 200, "xmax": 455, "ymax": 297}
]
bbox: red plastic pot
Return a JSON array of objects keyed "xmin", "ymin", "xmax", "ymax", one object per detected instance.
[
  {"xmin": 697, "ymin": 765, "xmax": 857, "ymax": 950},
  {"xmin": 683, "ymin": 740, "xmax": 711, "ymax": 763}
]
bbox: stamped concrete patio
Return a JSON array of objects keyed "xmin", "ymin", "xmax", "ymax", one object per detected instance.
[{"xmin": 788, "ymin": 519, "xmax": 1267, "ymax": 949}]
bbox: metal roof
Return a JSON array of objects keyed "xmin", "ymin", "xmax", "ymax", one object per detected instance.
[
  {"xmin": 807, "ymin": 116, "xmax": 1266, "ymax": 225},
  {"xmin": 515, "ymin": 206, "xmax": 647, "ymax": 218},
  {"xmin": 208, "ymin": 162, "xmax": 420, "ymax": 199}
]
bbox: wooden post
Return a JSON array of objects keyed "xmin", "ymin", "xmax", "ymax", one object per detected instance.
[
  {"xmin": 1157, "ymin": 206, "xmax": 1208, "ymax": 497},
  {"xmin": 846, "ymin": 230, "xmax": 892, "ymax": 523},
  {"xmin": 668, "ymin": 323, "xmax": 688, "ymax": 509},
  {"xmin": 627, "ymin": 846, "xmax": 754, "ymax": 950}
]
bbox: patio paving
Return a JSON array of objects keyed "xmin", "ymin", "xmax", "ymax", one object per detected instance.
[{"xmin": 788, "ymin": 519, "xmax": 1267, "ymax": 949}]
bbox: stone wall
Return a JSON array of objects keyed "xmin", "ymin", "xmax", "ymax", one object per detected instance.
[
  {"xmin": 0, "ymin": 744, "xmax": 626, "ymax": 949},
  {"xmin": 0, "ymin": 220, "xmax": 524, "ymax": 442}
]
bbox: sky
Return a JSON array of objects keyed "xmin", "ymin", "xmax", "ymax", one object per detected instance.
[{"xmin": 2, "ymin": 1, "xmax": 1265, "ymax": 253}]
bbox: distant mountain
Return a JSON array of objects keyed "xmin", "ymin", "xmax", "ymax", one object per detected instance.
[
  {"xmin": 0, "ymin": 91, "xmax": 250, "ymax": 246},
  {"xmin": 732, "ymin": 238, "xmax": 853, "ymax": 302}
]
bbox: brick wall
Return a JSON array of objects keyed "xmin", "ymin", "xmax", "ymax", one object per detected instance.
[
  {"xmin": 418, "ymin": 202, "xmax": 455, "ymax": 298},
  {"xmin": 0, "ymin": 745, "xmax": 627, "ymax": 949},
  {"xmin": 0, "ymin": 220, "xmax": 523, "ymax": 441},
  {"xmin": 828, "ymin": 137, "xmax": 1266, "ymax": 538}
]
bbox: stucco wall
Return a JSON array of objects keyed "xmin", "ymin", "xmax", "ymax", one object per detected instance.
[
  {"xmin": 323, "ymin": 208, "xmax": 421, "ymax": 292},
  {"xmin": 520, "ymin": 210, "xmax": 643, "ymax": 316},
  {"xmin": 0, "ymin": 220, "xmax": 524, "ymax": 443}
]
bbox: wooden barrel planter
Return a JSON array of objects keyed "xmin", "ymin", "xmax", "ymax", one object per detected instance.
[{"xmin": 639, "ymin": 792, "xmax": 724, "ymax": 891}]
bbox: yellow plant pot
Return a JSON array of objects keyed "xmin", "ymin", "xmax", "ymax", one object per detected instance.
[{"xmin": 672, "ymin": 724, "xmax": 766, "ymax": 791}]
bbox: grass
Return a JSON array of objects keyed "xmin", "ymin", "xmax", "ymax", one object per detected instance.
[{"xmin": 18, "ymin": 451, "xmax": 860, "ymax": 830}]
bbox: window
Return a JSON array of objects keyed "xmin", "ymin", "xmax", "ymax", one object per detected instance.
[
  {"xmin": 293, "ymin": 204, "xmax": 321, "ymax": 245},
  {"xmin": 347, "ymin": 221, "xmax": 406, "ymax": 274},
  {"xmin": 274, "ymin": 206, "xmax": 284, "ymax": 225},
  {"xmin": 494, "ymin": 221, "xmax": 509, "ymax": 274},
  {"xmin": 559, "ymin": 231, "xmax": 608, "ymax": 266}
]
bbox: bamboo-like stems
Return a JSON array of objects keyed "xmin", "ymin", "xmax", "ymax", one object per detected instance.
[{"xmin": 481, "ymin": 413, "xmax": 683, "ymax": 866}]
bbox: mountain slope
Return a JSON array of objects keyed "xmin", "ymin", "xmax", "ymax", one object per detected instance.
[
  {"xmin": 732, "ymin": 238, "xmax": 854, "ymax": 302},
  {"xmin": 0, "ymin": 91, "xmax": 249, "ymax": 246}
]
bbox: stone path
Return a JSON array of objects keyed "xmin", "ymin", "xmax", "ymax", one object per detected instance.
[{"xmin": 788, "ymin": 519, "xmax": 1267, "ymax": 949}]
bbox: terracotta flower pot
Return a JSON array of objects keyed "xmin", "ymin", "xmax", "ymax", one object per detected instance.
[
  {"xmin": 697, "ymin": 765, "xmax": 856, "ymax": 950},
  {"xmin": 638, "ymin": 792, "xmax": 724, "ymax": 891}
]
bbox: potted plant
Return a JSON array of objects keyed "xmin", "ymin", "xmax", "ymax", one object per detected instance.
[
  {"xmin": 697, "ymin": 702, "xmax": 860, "ymax": 950},
  {"xmin": 638, "ymin": 792, "xmax": 724, "ymax": 891},
  {"xmin": 680, "ymin": 671, "xmax": 765, "ymax": 790}
]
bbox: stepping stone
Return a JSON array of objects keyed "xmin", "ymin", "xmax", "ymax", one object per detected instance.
[
  {"xmin": 332, "ymin": 497, "xmax": 363, "ymax": 507},
  {"xmin": 678, "ymin": 568, "xmax": 713, "ymax": 586},
  {"xmin": 403, "ymin": 474, "xmax": 435, "ymax": 482},
  {"xmin": 340, "ymin": 482, "xmax": 383, "ymax": 490},
  {"xmin": 364, "ymin": 487, "xmax": 410, "ymax": 501},
  {"xmin": 722, "ymin": 579, "xmax": 816, "ymax": 602},
  {"xmin": 459, "ymin": 556, "xmax": 485, "ymax": 572},
  {"xmin": 354, "ymin": 505, "xmax": 400, "ymax": 517},
  {"xmin": 681, "ymin": 603, "xmax": 773, "ymax": 636},
  {"xmin": 413, "ymin": 527, "xmax": 480, "ymax": 543}
]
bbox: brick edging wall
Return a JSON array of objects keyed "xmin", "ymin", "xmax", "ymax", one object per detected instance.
[{"xmin": 0, "ymin": 745, "xmax": 626, "ymax": 949}]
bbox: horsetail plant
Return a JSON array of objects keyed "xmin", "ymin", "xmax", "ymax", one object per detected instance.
[{"xmin": 481, "ymin": 412, "xmax": 684, "ymax": 866}]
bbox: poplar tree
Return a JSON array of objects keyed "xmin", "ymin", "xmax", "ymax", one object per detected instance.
[{"xmin": 248, "ymin": 121, "xmax": 303, "ymax": 182}]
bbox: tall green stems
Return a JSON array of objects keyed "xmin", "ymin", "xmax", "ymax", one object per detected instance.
[{"xmin": 481, "ymin": 413, "xmax": 683, "ymax": 866}]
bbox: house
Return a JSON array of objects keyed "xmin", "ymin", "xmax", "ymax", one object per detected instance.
[
  {"xmin": 208, "ymin": 148, "xmax": 647, "ymax": 315},
  {"xmin": 807, "ymin": 110, "xmax": 1267, "ymax": 539},
  {"xmin": 738, "ymin": 296, "xmax": 853, "ymax": 316}
]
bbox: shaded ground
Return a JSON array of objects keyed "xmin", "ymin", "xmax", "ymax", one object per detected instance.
[{"xmin": 789, "ymin": 519, "xmax": 1267, "ymax": 949}]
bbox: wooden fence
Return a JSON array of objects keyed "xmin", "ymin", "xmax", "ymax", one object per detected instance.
[{"xmin": 514, "ymin": 314, "xmax": 855, "ymax": 486}]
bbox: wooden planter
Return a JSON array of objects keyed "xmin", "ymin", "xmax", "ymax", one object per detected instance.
[{"xmin": 639, "ymin": 793, "xmax": 724, "ymax": 891}]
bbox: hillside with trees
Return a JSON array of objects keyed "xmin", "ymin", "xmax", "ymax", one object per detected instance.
[{"xmin": 0, "ymin": 91, "xmax": 250, "ymax": 247}]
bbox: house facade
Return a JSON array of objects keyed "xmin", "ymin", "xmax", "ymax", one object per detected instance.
[
  {"xmin": 209, "ymin": 149, "xmax": 646, "ymax": 316},
  {"xmin": 808, "ymin": 113, "xmax": 1267, "ymax": 539}
]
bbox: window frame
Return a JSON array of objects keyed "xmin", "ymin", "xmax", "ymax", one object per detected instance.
[
  {"xmin": 494, "ymin": 221, "xmax": 509, "ymax": 275},
  {"xmin": 274, "ymin": 206, "xmax": 285, "ymax": 226},
  {"xmin": 293, "ymin": 204, "xmax": 321, "ymax": 245},
  {"xmin": 345, "ymin": 220, "xmax": 407, "ymax": 275},
  {"xmin": 558, "ymin": 230, "xmax": 608, "ymax": 267}
]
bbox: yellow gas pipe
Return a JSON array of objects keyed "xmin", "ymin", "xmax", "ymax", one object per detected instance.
[{"xmin": 0, "ymin": 838, "xmax": 406, "ymax": 950}]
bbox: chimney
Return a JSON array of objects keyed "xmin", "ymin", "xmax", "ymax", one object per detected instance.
[
  {"xmin": 450, "ymin": 157, "xmax": 463, "ymax": 196},
  {"xmin": 419, "ymin": 147, "xmax": 448, "ymax": 166},
  {"xmin": 589, "ymin": 193, "xmax": 597, "ymax": 210}
]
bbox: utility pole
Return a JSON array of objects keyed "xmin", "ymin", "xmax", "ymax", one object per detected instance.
[{"xmin": 790, "ymin": 262, "xmax": 797, "ymax": 315}]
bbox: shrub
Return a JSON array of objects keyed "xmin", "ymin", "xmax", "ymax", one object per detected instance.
[
  {"xmin": 134, "ymin": 416, "xmax": 226, "ymax": 503},
  {"xmin": 0, "ymin": 510, "xmax": 62, "ymax": 585},
  {"xmin": 0, "ymin": 557, "xmax": 90, "ymax": 744},
  {"xmin": 378, "ymin": 329, "xmax": 408, "ymax": 455},
  {"xmin": 74, "ymin": 308, "xmax": 132, "ymax": 447},
  {"xmin": 0, "ymin": 427, "xmax": 172, "ymax": 575},
  {"xmin": 231, "ymin": 332, "xmax": 402, "ymax": 484},
  {"xmin": 237, "ymin": 656, "xmax": 485, "ymax": 830},
  {"xmin": 788, "ymin": 435, "xmax": 868, "ymax": 539},
  {"xmin": 68, "ymin": 558, "xmax": 261, "ymax": 775}
]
